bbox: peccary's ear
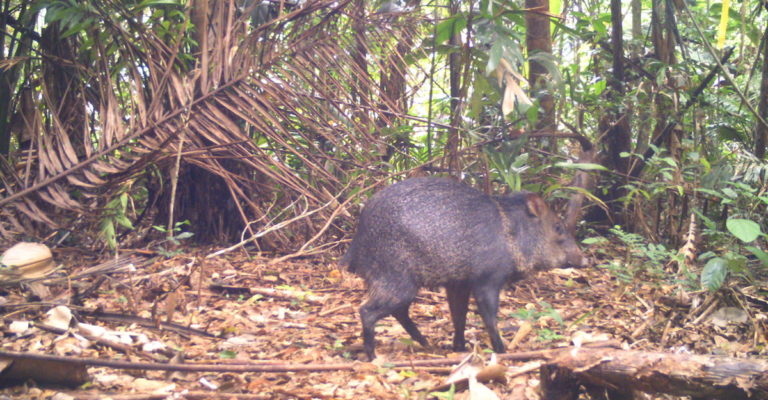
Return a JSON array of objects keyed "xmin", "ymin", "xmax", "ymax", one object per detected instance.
[{"xmin": 524, "ymin": 193, "xmax": 547, "ymax": 217}]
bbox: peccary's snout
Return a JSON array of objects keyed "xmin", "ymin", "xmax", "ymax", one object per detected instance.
[{"xmin": 565, "ymin": 242, "xmax": 588, "ymax": 268}]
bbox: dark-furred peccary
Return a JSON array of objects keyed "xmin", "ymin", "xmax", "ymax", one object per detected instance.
[{"xmin": 341, "ymin": 177, "xmax": 587, "ymax": 360}]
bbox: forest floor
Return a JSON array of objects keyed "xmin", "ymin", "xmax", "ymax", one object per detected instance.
[{"xmin": 1, "ymin": 242, "xmax": 765, "ymax": 399}]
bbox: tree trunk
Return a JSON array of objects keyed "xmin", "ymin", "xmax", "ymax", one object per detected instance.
[
  {"xmin": 525, "ymin": 0, "xmax": 555, "ymax": 134},
  {"xmin": 444, "ymin": 0, "xmax": 463, "ymax": 174},
  {"xmin": 350, "ymin": 0, "xmax": 373, "ymax": 133},
  {"xmin": 605, "ymin": 0, "xmax": 632, "ymax": 175},
  {"xmin": 378, "ymin": 6, "xmax": 415, "ymax": 162},
  {"xmin": 756, "ymin": 23, "xmax": 768, "ymax": 160},
  {"xmin": 593, "ymin": 0, "xmax": 632, "ymax": 225},
  {"xmin": 155, "ymin": 164, "xmax": 247, "ymax": 244},
  {"xmin": 631, "ymin": 0, "xmax": 642, "ymax": 58}
]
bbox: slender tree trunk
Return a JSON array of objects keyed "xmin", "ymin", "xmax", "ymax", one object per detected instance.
[
  {"xmin": 592, "ymin": 0, "xmax": 633, "ymax": 225},
  {"xmin": 0, "ymin": 1, "xmax": 13, "ymax": 155},
  {"xmin": 444, "ymin": 0, "xmax": 462, "ymax": 174},
  {"xmin": 378, "ymin": 13, "xmax": 413, "ymax": 162},
  {"xmin": 650, "ymin": 0, "xmax": 677, "ymax": 154},
  {"xmin": 631, "ymin": 0, "xmax": 642, "ymax": 57},
  {"xmin": 605, "ymin": 0, "xmax": 631, "ymax": 175},
  {"xmin": 756, "ymin": 25, "xmax": 768, "ymax": 159},
  {"xmin": 350, "ymin": 0, "xmax": 372, "ymax": 131},
  {"xmin": 190, "ymin": 0, "xmax": 209, "ymax": 93},
  {"xmin": 525, "ymin": 0, "xmax": 555, "ymax": 134},
  {"xmin": 0, "ymin": 67, "xmax": 12, "ymax": 156}
]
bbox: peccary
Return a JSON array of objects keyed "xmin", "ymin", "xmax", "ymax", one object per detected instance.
[{"xmin": 341, "ymin": 177, "xmax": 586, "ymax": 360}]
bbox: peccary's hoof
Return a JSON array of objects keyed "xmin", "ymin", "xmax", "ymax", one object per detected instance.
[{"xmin": 452, "ymin": 344, "xmax": 467, "ymax": 352}]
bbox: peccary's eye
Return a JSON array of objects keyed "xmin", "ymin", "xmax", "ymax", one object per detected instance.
[{"xmin": 554, "ymin": 223, "xmax": 565, "ymax": 234}]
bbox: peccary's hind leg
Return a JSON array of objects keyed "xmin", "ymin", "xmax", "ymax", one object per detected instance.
[
  {"xmin": 392, "ymin": 304, "xmax": 429, "ymax": 348},
  {"xmin": 472, "ymin": 281, "xmax": 505, "ymax": 353},
  {"xmin": 446, "ymin": 283, "xmax": 471, "ymax": 351},
  {"xmin": 359, "ymin": 283, "xmax": 418, "ymax": 360}
]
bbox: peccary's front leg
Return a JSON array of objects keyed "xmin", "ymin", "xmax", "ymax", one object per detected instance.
[
  {"xmin": 446, "ymin": 283, "xmax": 471, "ymax": 351},
  {"xmin": 472, "ymin": 281, "xmax": 505, "ymax": 353}
]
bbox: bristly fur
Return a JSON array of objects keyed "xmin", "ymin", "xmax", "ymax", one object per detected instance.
[{"xmin": 342, "ymin": 177, "xmax": 586, "ymax": 360}]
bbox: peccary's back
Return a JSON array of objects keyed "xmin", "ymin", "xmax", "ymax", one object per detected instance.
[{"xmin": 343, "ymin": 177, "xmax": 533, "ymax": 287}]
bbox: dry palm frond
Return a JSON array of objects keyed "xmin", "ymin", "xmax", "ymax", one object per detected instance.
[{"xmin": 0, "ymin": 0, "xmax": 428, "ymax": 250}]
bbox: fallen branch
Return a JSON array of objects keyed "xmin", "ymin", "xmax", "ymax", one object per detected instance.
[
  {"xmin": 543, "ymin": 346, "xmax": 768, "ymax": 399},
  {"xmin": 209, "ymin": 284, "xmax": 328, "ymax": 305},
  {"xmin": 0, "ymin": 347, "xmax": 563, "ymax": 375}
]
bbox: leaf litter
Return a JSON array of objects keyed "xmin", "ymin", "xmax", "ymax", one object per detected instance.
[{"xmin": 0, "ymin": 242, "xmax": 766, "ymax": 399}]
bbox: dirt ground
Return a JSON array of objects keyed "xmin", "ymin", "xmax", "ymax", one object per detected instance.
[{"xmin": 0, "ymin": 244, "xmax": 764, "ymax": 399}]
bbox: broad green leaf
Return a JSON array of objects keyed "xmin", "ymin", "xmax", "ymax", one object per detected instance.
[
  {"xmin": 135, "ymin": 0, "xmax": 184, "ymax": 11},
  {"xmin": 486, "ymin": 41, "xmax": 503, "ymax": 73},
  {"xmin": 558, "ymin": 186, "xmax": 609, "ymax": 210},
  {"xmin": 550, "ymin": 0, "xmax": 561, "ymax": 36},
  {"xmin": 701, "ymin": 257, "xmax": 728, "ymax": 292},
  {"xmin": 726, "ymin": 218, "xmax": 762, "ymax": 243},
  {"xmin": 581, "ymin": 237, "xmax": 607, "ymax": 245},
  {"xmin": 435, "ymin": 15, "xmax": 467, "ymax": 45},
  {"xmin": 592, "ymin": 79, "xmax": 606, "ymax": 96},
  {"xmin": 100, "ymin": 219, "xmax": 116, "ymax": 249},
  {"xmin": 175, "ymin": 232, "xmax": 194, "ymax": 240},
  {"xmin": 219, "ymin": 350, "xmax": 237, "ymax": 359},
  {"xmin": 721, "ymin": 187, "xmax": 738, "ymax": 198},
  {"xmin": 715, "ymin": 125, "xmax": 743, "ymax": 141},
  {"xmin": 554, "ymin": 162, "xmax": 608, "ymax": 171},
  {"xmin": 746, "ymin": 246, "xmax": 768, "ymax": 267},
  {"xmin": 694, "ymin": 188, "xmax": 722, "ymax": 198},
  {"xmin": 115, "ymin": 215, "xmax": 134, "ymax": 230}
]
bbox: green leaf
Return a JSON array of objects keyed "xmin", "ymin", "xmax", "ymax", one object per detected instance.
[
  {"xmin": 726, "ymin": 218, "xmax": 762, "ymax": 243},
  {"xmin": 694, "ymin": 188, "xmax": 723, "ymax": 198},
  {"xmin": 100, "ymin": 219, "xmax": 116, "ymax": 250},
  {"xmin": 550, "ymin": 0, "xmax": 561, "ymax": 35},
  {"xmin": 554, "ymin": 162, "xmax": 608, "ymax": 171},
  {"xmin": 486, "ymin": 41, "xmax": 503, "ymax": 73},
  {"xmin": 746, "ymin": 246, "xmax": 768, "ymax": 267},
  {"xmin": 219, "ymin": 350, "xmax": 237, "ymax": 359},
  {"xmin": 135, "ymin": 0, "xmax": 184, "ymax": 11},
  {"xmin": 115, "ymin": 215, "xmax": 134, "ymax": 230},
  {"xmin": 701, "ymin": 257, "xmax": 728, "ymax": 292},
  {"xmin": 721, "ymin": 187, "xmax": 738, "ymax": 198},
  {"xmin": 175, "ymin": 231, "xmax": 194, "ymax": 240},
  {"xmin": 592, "ymin": 79, "xmax": 606, "ymax": 96},
  {"xmin": 715, "ymin": 125, "xmax": 744, "ymax": 141},
  {"xmin": 581, "ymin": 237, "xmax": 606, "ymax": 245},
  {"xmin": 435, "ymin": 15, "xmax": 467, "ymax": 45}
]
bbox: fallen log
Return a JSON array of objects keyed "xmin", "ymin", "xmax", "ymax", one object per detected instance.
[{"xmin": 542, "ymin": 347, "xmax": 768, "ymax": 400}]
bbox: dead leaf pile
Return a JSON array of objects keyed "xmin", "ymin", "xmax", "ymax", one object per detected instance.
[{"xmin": 0, "ymin": 242, "xmax": 766, "ymax": 399}]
